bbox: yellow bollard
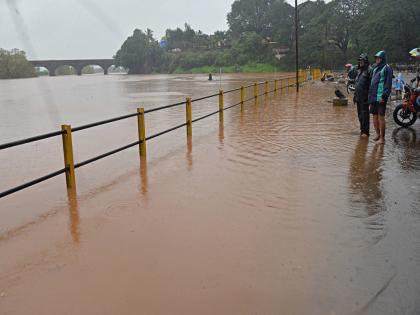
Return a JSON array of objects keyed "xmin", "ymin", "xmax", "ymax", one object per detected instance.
[
  {"xmin": 240, "ymin": 85, "xmax": 245, "ymax": 112},
  {"xmin": 137, "ymin": 107, "xmax": 146, "ymax": 158},
  {"xmin": 265, "ymin": 81, "xmax": 269, "ymax": 95},
  {"xmin": 274, "ymin": 80, "xmax": 277, "ymax": 93},
  {"xmin": 254, "ymin": 82, "xmax": 258, "ymax": 99},
  {"xmin": 61, "ymin": 125, "xmax": 76, "ymax": 189},
  {"xmin": 186, "ymin": 97, "xmax": 192, "ymax": 138},
  {"xmin": 219, "ymin": 90, "xmax": 224, "ymax": 123}
]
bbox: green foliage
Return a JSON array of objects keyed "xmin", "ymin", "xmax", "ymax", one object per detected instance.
[
  {"xmin": 114, "ymin": 0, "xmax": 420, "ymax": 74},
  {"xmin": 114, "ymin": 29, "xmax": 164, "ymax": 74},
  {"xmin": 0, "ymin": 48, "xmax": 36, "ymax": 79}
]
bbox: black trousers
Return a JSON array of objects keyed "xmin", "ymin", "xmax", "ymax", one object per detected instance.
[{"xmin": 356, "ymin": 102, "xmax": 370, "ymax": 135}]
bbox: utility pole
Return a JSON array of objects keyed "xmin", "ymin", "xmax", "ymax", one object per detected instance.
[{"xmin": 295, "ymin": 0, "xmax": 299, "ymax": 93}]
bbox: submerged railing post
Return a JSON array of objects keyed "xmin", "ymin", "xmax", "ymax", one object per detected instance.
[
  {"xmin": 265, "ymin": 81, "xmax": 269, "ymax": 95},
  {"xmin": 274, "ymin": 80, "xmax": 278, "ymax": 93},
  {"xmin": 219, "ymin": 89, "xmax": 224, "ymax": 123},
  {"xmin": 254, "ymin": 82, "xmax": 258, "ymax": 99},
  {"xmin": 137, "ymin": 107, "xmax": 146, "ymax": 158},
  {"xmin": 186, "ymin": 97, "xmax": 192, "ymax": 138},
  {"xmin": 61, "ymin": 125, "xmax": 76, "ymax": 189},
  {"xmin": 240, "ymin": 85, "xmax": 245, "ymax": 112}
]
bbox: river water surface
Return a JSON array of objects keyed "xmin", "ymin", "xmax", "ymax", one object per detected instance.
[{"xmin": 0, "ymin": 74, "xmax": 420, "ymax": 314}]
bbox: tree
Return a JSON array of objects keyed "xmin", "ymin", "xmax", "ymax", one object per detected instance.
[
  {"xmin": 114, "ymin": 29, "xmax": 164, "ymax": 74},
  {"xmin": 0, "ymin": 48, "xmax": 36, "ymax": 79},
  {"xmin": 227, "ymin": 0, "xmax": 294, "ymax": 45}
]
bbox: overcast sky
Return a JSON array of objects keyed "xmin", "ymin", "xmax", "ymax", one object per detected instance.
[{"xmin": 1, "ymin": 0, "xmax": 310, "ymax": 60}]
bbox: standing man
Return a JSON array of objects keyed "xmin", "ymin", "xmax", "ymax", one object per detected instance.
[
  {"xmin": 368, "ymin": 51, "xmax": 393, "ymax": 144},
  {"xmin": 354, "ymin": 53, "xmax": 371, "ymax": 138}
]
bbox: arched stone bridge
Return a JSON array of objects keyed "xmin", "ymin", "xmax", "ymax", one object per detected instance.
[{"xmin": 29, "ymin": 59, "xmax": 115, "ymax": 76}]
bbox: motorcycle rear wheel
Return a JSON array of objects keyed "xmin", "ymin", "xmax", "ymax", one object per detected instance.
[{"xmin": 393, "ymin": 104, "xmax": 417, "ymax": 127}]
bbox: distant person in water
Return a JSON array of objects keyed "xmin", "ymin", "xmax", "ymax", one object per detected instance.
[
  {"xmin": 354, "ymin": 53, "xmax": 371, "ymax": 137},
  {"xmin": 208, "ymin": 73, "xmax": 213, "ymax": 81},
  {"xmin": 368, "ymin": 51, "xmax": 393, "ymax": 145}
]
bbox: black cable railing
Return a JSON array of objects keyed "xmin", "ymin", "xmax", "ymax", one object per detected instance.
[
  {"xmin": 0, "ymin": 167, "xmax": 68, "ymax": 199},
  {"xmin": 0, "ymin": 130, "xmax": 64, "ymax": 151},
  {"xmin": 0, "ymin": 74, "xmax": 312, "ymax": 199}
]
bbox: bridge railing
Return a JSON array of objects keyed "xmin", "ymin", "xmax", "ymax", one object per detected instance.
[{"xmin": 0, "ymin": 70, "xmax": 321, "ymax": 199}]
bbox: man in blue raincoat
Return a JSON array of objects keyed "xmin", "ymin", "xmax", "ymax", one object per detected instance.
[{"xmin": 368, "ymin": 51, "xmax": 393, "ymax": 144}]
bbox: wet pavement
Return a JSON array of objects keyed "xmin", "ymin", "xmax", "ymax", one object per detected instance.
[{"xmin": 0, "ymin": 74, "xmax": 420, "ymax": 314}]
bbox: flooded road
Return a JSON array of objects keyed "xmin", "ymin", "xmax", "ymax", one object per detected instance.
[{"xmin": 1, "ymin": 74, "xmax": 420, "ymax": 314}]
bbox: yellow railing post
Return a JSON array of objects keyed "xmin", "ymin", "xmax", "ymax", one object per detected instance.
[
  {"xmin": 265, "ymin": 81, "xmax": 269, "ymax": 95},
  {"xmin": 287, "ymin": 77, "xmax": 290, "ymax": 91},
  {"xmin": 219, "ymin": 89, "xmax": 224, "ymax": 123},
  {"xmin": 186, "ymin": 97, "xmax": 192, "ymax": 138},
  {"xmin": 274, "ymin": 80, "xmax": 277, "ymax": 93},
  {"xmin": 61, "ymin": 125, "xmax": 76, "ymax": 189},
  {"xmin": 240, "ymin": 85, "xmax": 245, "ymax": 112},
  {"xmin": 254, "ymin": 82, "xmax": 258, "ymax": 99},
  {"xmin": 137, "ymin": 107, "xmax": 146, "ymax": 158},
  {"xmin": 280, "ymin": 78, "xmax": 283, "ymax": 91}
]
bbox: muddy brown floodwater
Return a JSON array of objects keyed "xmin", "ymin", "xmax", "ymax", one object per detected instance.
[{"xmin": 0, "ymin": 74, "xmax": 420, "ymax": 315}]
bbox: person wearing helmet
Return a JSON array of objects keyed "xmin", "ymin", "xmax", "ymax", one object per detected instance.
[
  {"xmin": 354, "ymin": 53, "xmax": 372, "ymax": 137},
  {"xmin": 368, "ymin": 50, "xmax": 393, "ymax": 144},
  {"xmin": 346, "ymin": 63, "xmax": 358, "ymax": 81}
]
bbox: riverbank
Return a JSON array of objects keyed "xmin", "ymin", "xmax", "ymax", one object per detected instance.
[{"xmin": 172, "ymin": 63, "xmax": 283, "ymax": 74}]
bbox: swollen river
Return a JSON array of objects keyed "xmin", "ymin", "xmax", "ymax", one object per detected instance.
[{"xmin": 1, "ymin": 74, "xmax": 420, "ymax": 314}]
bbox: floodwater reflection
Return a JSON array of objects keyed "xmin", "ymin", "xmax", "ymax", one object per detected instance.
[
  {"xmin": 139, "ymin": 157, "xmax": 148, "ymax": 196},
  {"xmin": 349, "ymin": 139, "xmax": 386, "ymax": 243},
  {"xmin": 67, "ymin": 189, "xmax": 80, "ymax": 244},
  {"xmin": 349, "ymin": 139, "xmax": 385, "ymax": 216}
]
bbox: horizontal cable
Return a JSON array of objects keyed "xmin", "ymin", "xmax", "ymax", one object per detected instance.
[
  {"xmin": 224, "ymin": 101, "xmax": 243, "ymax": 111},
  {"xmin": 146, "ymin": 122, "xmax": 187, "ymax": 141},
  {"xmin": 244, "ymin": 96, "xmax": 256, "ymax": 103},
  {"xmin": 191, "ymin": 93, "xmax": 220, "ymax": 103},
  {"xmin": 224, "ymin": 86, "xmax": 243, "ymax": 94},
  {"xmin": 72, "ymin": 113, "xmax": 138, "ymax": 133},
  {"xmin": 0, "ymin": 130, "xmax": 64, "ymax": 151},
  {"xmin": 0, "ymin": 167, "xmax": 67, "ymax": 199},
  {"xmin": 74, "ymin": 141, "xmax": 140, "ymax": 169},
  {"xmin": 144, "ymin": 100, "xmax": 185, "ymax": 114},
  {"xmin": 192, "ymin": 109, "xmax": 221, "ymax": 123}
]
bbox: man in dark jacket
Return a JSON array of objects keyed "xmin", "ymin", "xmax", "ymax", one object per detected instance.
[
  {"xmin": 354, "ymin": 53, "xmax": 371, "ymax": 137},
  {"xmin": 368, "ymin": 51, "xmax": 393, "ymax": 144}
]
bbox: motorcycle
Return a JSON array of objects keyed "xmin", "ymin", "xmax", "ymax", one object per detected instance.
[
  {"xmin": 347, "ymin": 77, "xmax": 356, "ymax": 94},
  {"xmin": 393, "ymin": 83, "xmax": 420, "ymax": 127}
]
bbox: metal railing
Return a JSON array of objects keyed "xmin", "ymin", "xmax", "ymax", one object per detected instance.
[{"xmin": 0, "ymin": 69, "xmax": 321, "ymax": 199}]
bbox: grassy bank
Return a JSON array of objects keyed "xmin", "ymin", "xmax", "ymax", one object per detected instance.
[{"xmin": 172, "ymin": 63, "xmax": 285, "ymax": 74}]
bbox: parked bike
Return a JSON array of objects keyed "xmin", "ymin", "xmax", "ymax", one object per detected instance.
[{"xmin": 393, "ymin": 83, "xmax": 420, "ymax": 127}]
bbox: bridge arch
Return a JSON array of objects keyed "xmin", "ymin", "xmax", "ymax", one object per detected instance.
[
  {"xmin": 29, "ymin": 59, "xmax": 115, "ymax": 77},
  {"xmin": 80, "ymin": 63, "xmax": 115, "ymax": 75},
  {"xmin": 55, "ymin": 65, "xmax": 78, "ymax": 76}
]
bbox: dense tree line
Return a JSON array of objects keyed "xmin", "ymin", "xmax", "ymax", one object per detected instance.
[
  {"xmin": 0, "ymin": 49, "xmax": 36, "ymax": 79},
  {"xmin": 113, "ymin": 0, "xmax": 420, "ymax": 74}
]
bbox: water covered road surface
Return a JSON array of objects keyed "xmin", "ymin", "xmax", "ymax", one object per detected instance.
[{"xmin": 1, "ymin": 75, "xmax": 420, "ymax": 314}]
